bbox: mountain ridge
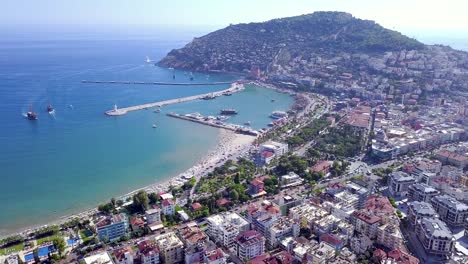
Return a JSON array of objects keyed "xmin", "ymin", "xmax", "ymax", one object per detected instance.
[{"xmin": 158, "ymin": 11, "xmax": 424, "ymax": 73}]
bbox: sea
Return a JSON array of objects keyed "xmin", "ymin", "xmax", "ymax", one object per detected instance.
[
  {"xmin": 0, "ymin": 27, "xmax": 466, "ymax": 237},
  {"xmin": 0, "ymin": 29, "xmax": 294, "ymax": 236}
]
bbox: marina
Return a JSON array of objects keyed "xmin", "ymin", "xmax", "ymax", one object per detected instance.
[
  {"xmin": 166, "ymin": 112, "xmax": 260, "ymax": 136},
  {"xmin": 105, "ymin": 82, "xmax": 245, "ymax": 116},
  {"xmin": 82, "ymin": 80, "xmax": 232, "ymax": 86}
]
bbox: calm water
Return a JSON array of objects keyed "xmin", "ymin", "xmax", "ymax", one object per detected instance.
[{"xmin": 0, "ymin": 38, "xmax": 294, "ymax": 235}]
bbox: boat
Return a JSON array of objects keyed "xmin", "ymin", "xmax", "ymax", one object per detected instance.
[
  {"xmin": 152, "ymin": 124, "xmax": 157, "ymax": 128},
  {"xmin": 217, "ymin": 115, "xmax": 229, "ymax": 121},
  {"xmin": 154, "ymin": 108, "xmax": 161, "ymax": 113},
  {"xmin": 271, "ymin": 99, "xmax": 276, "ymax": 102},
  {"xmin": 145, "ymin": 56, "xmax": 153, "ymax": 64},
  {"xmin": 189, "ymin": 72, "xmax": 194, "ymax": 81},
  {"xmin": 26, "ymin": 105, "xmax": 38, "ymax": 120},
  {"xmin": 244, "ymin": 121, "xmax": 251, "ymax": 126},
  {"xmin": 268, "ymin": 122, "xmax": 274, "ymax": 127},
  {"xmin": 270, "ymin": 111, "xmax": 288, "ymax": 119},
  {"xmin": 201, "ymin": 94, "xmax": 216, "ymax": 100},
  {"xmin": 220, "ymin": 109, "xmax": 238, "ymax": 115},
  {"xmin": 223, "ymin": 92, "xmax": 233, "ymax": 96},
  {"xmin": 47, "ymin": 104, "xmax": 54, "ymax": 113}
]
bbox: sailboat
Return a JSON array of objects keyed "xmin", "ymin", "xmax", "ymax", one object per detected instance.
[{"xmin": 145, "ymin": 56, "xmax": 153, "ymax": 64}]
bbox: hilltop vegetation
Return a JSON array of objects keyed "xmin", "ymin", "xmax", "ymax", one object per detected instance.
[{"xmin": 159, "ymin": 12, "xmax": 423, "ymax": 72}]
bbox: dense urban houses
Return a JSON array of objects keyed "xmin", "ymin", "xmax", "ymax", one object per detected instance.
[
  {"xmin": 267, "ymin": 217, "xmax": 300, "ymax": 248},
  {"xmin": 206, "ymin": 212, "xmax": 251, "ymax": 250},
  {"xmin": 95, "ymin": 213, "xmax": 128, "ymax": 242},
  {"xmin": 234, "ymin": 230, "xmax": 266, "ymax": 260},
  {"xmin": 407, "ymin": 201, "xmax": 438, "ymax": 227},
  {"xmin": 435, "ymin": 149, "xmax": 468, "ymax": 169},
  {"xmin": 407, "ymin": 183, "xmax": 440, "ymax": 202},
  {"xmin": 137, "ymin": 240, "xmax": 160, "ymax": 264},
  {"xmin": 352, "ymin": 211, "xmax": 381, "ymax": 239},
  {"xmin": 376, "ymin": 223, "xmax": 404, "ymax": 251},
  {"xmin": 113, "ymin": 247, "xmax": 135, "ymax": 264},
  {"xmin": 431, "ymin": 195, "xmax": 468, "ymax": 227},
  {"xmin": 388, "ymin": 171, "xmax": 416, "ymax": 198},
  {"xmin": 415, "ymin": 217, "xmax": 455, "ymax": 256},
  {"xmin": 154, "ymin": 232, "xmax": 184, "ymax": 264},
  {"xmin": 247, "ymin": 202, "xmax": 281, "ymax": 238}
]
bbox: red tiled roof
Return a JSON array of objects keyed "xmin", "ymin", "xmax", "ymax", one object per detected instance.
[
  {"xmin": 113, "ymin": 247, "xmax": 134, "ymax": 261},
  {"xmin": 216, "ymin": 198, "xmax": 231, "ymax": 207},
  {"xmin": 319, "ymin": 233, "xmax": 342, "ymax": 247},
  {"xmin": 387, "ymin": 249, "xmax": 419, "ymax": 264},
  {"xmin": 353, "ymin": 211, "xmax": 381, "ymax": 225},
  {"xmin": 251, "ymin": 179, "xmax": 264, "ymax": 187},
  {"xmin": 162, "ymin": 199, "xmax": 174, "ymax": 206},
  {"xmin": 365, "ymin": 195, "xmax": 395, "ymax": 215},
  {"xmin": 206, "ymin": 248, "xmax": 224, "ymax": 261},
  {"xmin": 373, "ymin": 249, "xmax": 387, "ymax": 260},
  {"xmin": 191, "ymin": 202, "xmax": 203, "ymax": 211},
  {"xmin": 130, "ymin": 217, "xmax": 144, "ymax": 226},
  {"xmin": 310, "ymin": 160, "xmax": 332, "ymax": 173},
  {"xmin": 261, "ymin": 151, "xmax": 275, "ymax": 158},
  {"xmin": 137, "ymin": 240, "xmax": 159, "ymax": 256}
]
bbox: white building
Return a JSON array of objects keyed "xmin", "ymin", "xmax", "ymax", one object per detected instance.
[
  {"xmin": 407, "ymin": 183, "xmax": 439, "ymax": 202},
  {"xmin": 206, "ymin": 212, "xmax": 250, "ymax": 251},
  {"xmin": 161, "ymin": 199, "xmax": 175, "ymax": 215},
  {"xmin": 84, "ymin": 251, "xmax": 114, "ymax": 264},
  {"xmin": 431, "ymin": 195, "xmax": 468, "ymax": 227},
  {"xmin": 280, "ymin": 172, "xmax": 303, "ymax": 188},
  {"xmin": 388, "ymin": 171, "xmax": 415, "ymax": 198},
  {"xmin": 407, "ymin": 201, "xmax": 438, "ymax": 227},
  {"xmin": 416, "ymin": 217, "xmax": 455, "ymax": 256},
  {"xmin": 267, "ymin": 217, "xmax": 300, "ymax": 248},
  {"xmin": 260, "ymin": 141, "xmax": 289, "ymax": 156}
]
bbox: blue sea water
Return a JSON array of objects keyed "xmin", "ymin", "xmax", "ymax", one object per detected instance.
[{"xmin": 0, "ymin": 37, "xmax": 294, "ymax": 235}]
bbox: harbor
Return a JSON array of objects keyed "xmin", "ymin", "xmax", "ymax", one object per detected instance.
[
  {"xmin": 82, "ymin": 80, "xmax": 232, "ymax": 85},
  {"xmin": 166, "ymin": 112, "xmax": 260, "ymax": 136},
  {"xmin": 105, "ymin": 82, "xmax": 245, "ymax": 116}
]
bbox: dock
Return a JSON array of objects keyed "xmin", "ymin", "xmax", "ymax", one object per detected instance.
[
  {"xmin": 166, "ymin": 112, "xmax": 260, "ymax": 136},
  {"xmin": 83, "ymin": 80, "xmax": 232, "ymax": 86},
  {"xmin": 105, "ymin": 82, "xmax": 244, "ymax": 116}
]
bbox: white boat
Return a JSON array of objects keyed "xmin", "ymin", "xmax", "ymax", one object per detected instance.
[
  {"xmin": 152, "ymin": 124, "xmax": 157, "ymax": 128},
  {"xmin": 270, "ymin": 111, "xmax": 288, "ymax": 119}
]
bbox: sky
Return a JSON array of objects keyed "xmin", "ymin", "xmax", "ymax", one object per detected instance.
[{"xmin": 2, "ymin": 0, "xmax": 468, "ymax": 38}]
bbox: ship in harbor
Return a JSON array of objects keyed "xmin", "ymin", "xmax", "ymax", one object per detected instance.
[
  {"xmin": 270, "ymin": 110, "xmax": 288, "ymax": 119},
  {"xmin": 26, "ymin": 105, "xmax": 38, "ymax": 120},
  {"xmin": 220, "ymin": 109, "xmax": 238, "ymax": 115},
  {"xmin": 201, "ymin": 94, "xmax": 216, "ymax": 100}
]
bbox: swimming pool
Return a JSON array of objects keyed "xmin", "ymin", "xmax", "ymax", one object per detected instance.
[{"xmin": 67, "ymin": 237, "xmax": 79, "ymax": 246}]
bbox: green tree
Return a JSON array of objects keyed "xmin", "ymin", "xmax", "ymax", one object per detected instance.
[
  {"xmin": 52, "ymin": 237, "xmax": 66, "ymax": 257},
  {"xmin": 230, "ymin": 190, "xmax": 239, "ymax": 201},
  {"xmin": 132, "ymin": 191, "xmax": 150, "ymax": 212},
  {"xmin": 148, "ymin": 193, "xmax": 158, "ymax": 204}
]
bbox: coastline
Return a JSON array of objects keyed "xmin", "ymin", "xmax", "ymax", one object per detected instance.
[
  {"xmin": 1, "ymin": 81, "xmax": 291, "ymax": 239},
  {"xmin": 1, "ymin": 128, "xmax": 256, "ymax": 239}
]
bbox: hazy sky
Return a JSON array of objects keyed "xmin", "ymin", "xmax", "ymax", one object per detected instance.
[{"xmin": 2, "ymin": 0, "xmax": 467, "ymax": 36}]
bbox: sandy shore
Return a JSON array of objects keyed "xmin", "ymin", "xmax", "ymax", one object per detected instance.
[
  {"xmin": 140, "ymin": 128, "xmax": 256, "ymax": 199},
  {"xmin": 3, "ymin": 128, "xmax": 255, "ymax": 239}
]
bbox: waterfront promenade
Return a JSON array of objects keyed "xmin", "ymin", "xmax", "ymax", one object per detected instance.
[{"xmin": 105, "ymin": 82, "xmax": 244, "ymax": 116}]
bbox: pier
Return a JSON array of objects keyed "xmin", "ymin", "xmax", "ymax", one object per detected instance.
[
  {"xmin": 83, "ymin": 80, "xmax": 232, "ymax": 86},
  {"xmin": 167, "ymin": 112, "xmax": 259, "ymax": 136},
  {"xmin": 105, "ymin": 82, "xmax": 244, "ymax": 116}
]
